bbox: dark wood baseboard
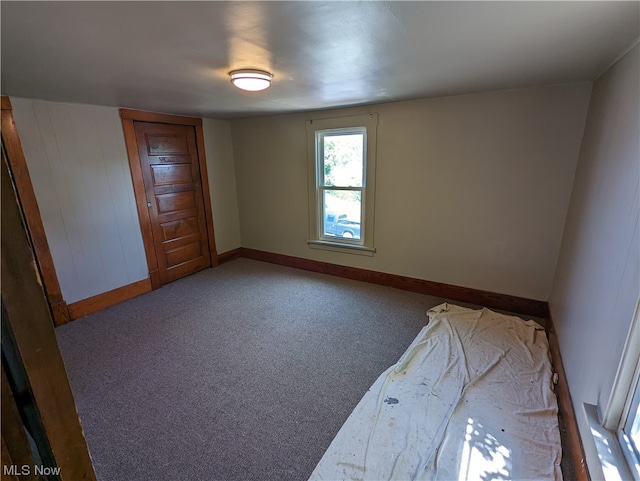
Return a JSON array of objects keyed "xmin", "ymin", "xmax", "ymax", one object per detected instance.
[
  {"xmin": 63, "ymin": 247, "xmax": 238, "ymax": 322},
  {"xmin": 67, "ymin": 278, "xmax": 152, "ymax": 321},
  {"xmin": 51, "ymin": 300, "xmax": 71, "ymax": 326},
  {"xmin": 218, "ymin": 248, "xmax": 241, "ymax": 265},
  {"xmin": 239, "ymin": 248, "xmax": 549, "ymax": 318},
  {"xmin": 547, "ymin": 317, "xmax": 591, "ymax": 481}
]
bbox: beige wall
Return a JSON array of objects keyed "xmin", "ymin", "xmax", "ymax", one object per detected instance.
[
  {"xmin": 11, "ymin": 98, "xmax": 148, "ymax": 303},
  {"xmin": 549, "ymin": 44, "xmax": 639, "ymax": 479},
  {"xmin": 11, "ymin": 99, "xmax": 242, "ymax": 303},
  {"xmin": 231, "ymin": 83, "xmax": 591, "ymax": 300},
  {"xmin": 202, "ymin": 118, "xmax": 241, "ymax": 254}
]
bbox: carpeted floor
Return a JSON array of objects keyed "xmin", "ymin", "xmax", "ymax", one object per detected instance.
[{"xmin": 56, "ymin": 258, "xmax": 571, "ymax": 481}]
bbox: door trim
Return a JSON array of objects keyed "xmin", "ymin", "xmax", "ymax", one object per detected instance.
[
  {"xmin": 1, "ymin": 96, "xmax": 70, "ymax": 326},
  {"xmin": 120, "ymin": 109, "xmax": 218, "ymax": 289}
]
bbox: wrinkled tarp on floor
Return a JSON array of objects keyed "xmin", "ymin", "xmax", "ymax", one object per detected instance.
[{"xmin": 309, "ymin": 303, "xmax": 562, "ymax": 481}]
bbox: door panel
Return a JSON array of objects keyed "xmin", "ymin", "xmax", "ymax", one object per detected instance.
[
  {"xmin": 161, "ymin": 217, "xmax": 200, "ymax": 241},
  {"xmin": 145, "ymin": 134, "xmax": 190, "ymax": 155},
  {"xmin": 166, "ymin": 242, "xmax": 202, "ymax": 266},
  {"xmin": 151, "ymin": 164, "xmax": 192, "ymax": 185},
  {"xmin": 156, "ymin": 191, "xmax": 196, "ymax": 214},
  {"xmin": 134, "ymin": 121, "xmax": 211, "ymax": 285}
]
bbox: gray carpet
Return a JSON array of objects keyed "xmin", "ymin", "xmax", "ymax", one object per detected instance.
[{"xmin": 56, "ymin": 258, "xmax": 569, "ymax": 481}]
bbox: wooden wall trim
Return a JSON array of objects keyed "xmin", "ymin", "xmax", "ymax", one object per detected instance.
[
  {"xmin": 239, "ymin": 248, "xmax": 549, "ymax": 318},
  {"xmin": 67, "ymin": 278, "xmax": 152, "ymax": 321},
  {"xmin": 194, "ymin": 121, "xmax": 219, "ymax": 266},
  {"xmin": 548, "ymin": 318, "xmax": 591, "ymax": 481},
  {"xmin": 1, "ymin": 96, "xmax": 12, "ymax": 110},
  {"xmin": 1, "ymin": 96, "xmax": 70, "ymax": 326},
  {"xmin": 1, "ymin": 364, "xmax": 38, "ymax": 476},
  {"xmin": 218, "ymin": 248, "xmax": 241, "ymax": 265},
  {"xmin": 2, "ymin": 153, "xmax": 96, "ymax": 480},
  {"xmin": 120, "ymin": 117, "xmax": 162, "ymax": 289},
  {"xmin": 119, "ymin": 108, "xmax": 203, "ymax": 126}
]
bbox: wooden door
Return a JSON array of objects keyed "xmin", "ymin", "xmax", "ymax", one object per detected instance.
[{"xmin": 133, "ymin": 121, "xmax": 211, "ymax": 285}]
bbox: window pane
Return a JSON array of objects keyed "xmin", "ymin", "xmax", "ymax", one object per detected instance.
[
  {"xmin": 630, "ymin": 405, "xmax": 640, "ymax": 455},
  {"xmin": 322, "ymin": 133, "xmax": 364, "ymax": 187},
  {"xmin": 323, "ymin": 190, "xmax": 361, "ymax": 240},
  {"xmin": 626, "ymin": 382, "xmax": 640, "ymax": 456}
]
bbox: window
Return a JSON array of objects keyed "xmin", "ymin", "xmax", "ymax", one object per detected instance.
[
  {"xmin": 620, "ymin": 379, "xmax": 640, "ymax": 479},
  {"xmin": 306, "ymin": 114, "xmax": 378, "ymax": 255},
  {"xmin": 318, "ymin": 129, "xmax": 364, "ymax": 241},
  {"xmin": 615, "ymin": 302, "xmax": 640, "ymax": 481},
  {"xmin": 590, "ymin": 299, "xmax": 640, "ymax": 480}
]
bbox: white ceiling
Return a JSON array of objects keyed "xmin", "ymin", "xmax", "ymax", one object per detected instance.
[{"xmin": 2, "ymin": 1, "xmax": 638, "ymax": 119}]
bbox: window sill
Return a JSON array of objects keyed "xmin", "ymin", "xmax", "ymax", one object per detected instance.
[
  {"xmin": 584, "ymin": 402, "xmax": 635, "ymax": 481},
  {"xmin": 307, "ymin": 240, "xmax": 376, "ymax": 257}
]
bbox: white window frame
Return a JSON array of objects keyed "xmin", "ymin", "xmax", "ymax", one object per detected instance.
[
  {"xmin": 306, "ymin": 113, "xmax": 378, "ymax": 256},
  {"xmin": 592, "ymin": 298, "xmax": 640, "ymax": 480},
  {"xmin": 604, "ymin": 298, "xmax": 640, "ymax": 479}
]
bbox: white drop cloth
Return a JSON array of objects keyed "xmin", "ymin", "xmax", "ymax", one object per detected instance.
[{"xmin": 308, "ymin": 303, "xmax": 562, "ymax": 481}]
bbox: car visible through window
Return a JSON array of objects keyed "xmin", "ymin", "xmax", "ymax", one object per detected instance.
[{"xmin": 324, "ymin": 213, "xmax": 361, "ymax": 239}]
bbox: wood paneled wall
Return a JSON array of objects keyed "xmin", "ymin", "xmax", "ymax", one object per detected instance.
[{"xmin": 11, "ymin": 98, "xmax": 148, "ymax": 303}]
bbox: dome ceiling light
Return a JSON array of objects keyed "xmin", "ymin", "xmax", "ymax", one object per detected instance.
[{"xmin": 229, "ymin": 69, "xmax": 273, "ymax": 91}]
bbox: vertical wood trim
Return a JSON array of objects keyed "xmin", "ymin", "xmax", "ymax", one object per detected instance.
[
  {"xmin": 120, "ymin": 117, "xmax": 162, "ymax": 289},
  {"xmin": 548, "ymin": 318, "xmax": 591, "ymax": 481},
  {"xmin": 195, "ymin": 121, "xmax": 219, "ymax": 266},
  {"xmin": 2, "ymin": 153, "xmax": 96, "ymax": 481},
  {"xmin": 1, "ymin": 436, "xmax": 20, "ymax": 481},
  {"xmin": 119, "ymin": 108, "xmax": 218, "ymax": 284},
  {"xmin": 1, "ymin": 365, "xmax": 38, "ymax": 481},
  {"xmin": 1, "ymin": 96, "xmax": 70, "ymax": 325}
]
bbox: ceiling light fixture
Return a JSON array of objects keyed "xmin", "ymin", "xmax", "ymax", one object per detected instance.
[{"xmin": 229, "ymin": 69, "xmax": 273, "ymax": 91}]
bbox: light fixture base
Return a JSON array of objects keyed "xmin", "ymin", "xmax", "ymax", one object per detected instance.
[{"xmin": 229, "ymin": 69, "xmax": 273, "ymax": 92}]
